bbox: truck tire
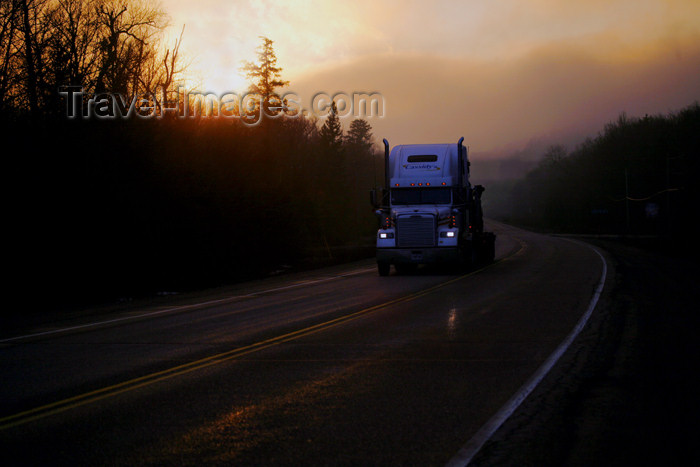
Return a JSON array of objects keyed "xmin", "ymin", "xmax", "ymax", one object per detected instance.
[{"xmin": 378, "ymin": 261, "xmax": 390, "ymax": 276}]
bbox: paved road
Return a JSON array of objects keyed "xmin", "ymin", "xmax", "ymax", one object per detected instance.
[{"xmin": 0, "ymin": 222, "xmax": 606, "ymax": 466}]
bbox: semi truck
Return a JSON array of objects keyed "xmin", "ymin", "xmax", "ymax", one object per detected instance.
[{"xmin": 370, "ymin": 137, "xmax": 495, "ymax": 276}]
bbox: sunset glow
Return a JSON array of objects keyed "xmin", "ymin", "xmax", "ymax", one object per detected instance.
[
  {"xmin": 164, "ymin": 0, "xmax": 700, "ymax": 152},
  {"xmin": 4, "ymin": 2, "xmax": 700, "ymax": 463}
]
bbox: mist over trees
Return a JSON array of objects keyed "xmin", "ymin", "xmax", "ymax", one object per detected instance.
[{"xmin": 487, "ymin": 103, "xmax": 700, "ymax": 254}]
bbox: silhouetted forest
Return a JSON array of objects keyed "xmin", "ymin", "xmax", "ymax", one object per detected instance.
[
  {"xmin": 8, "ymin": 115, "xmax": 380, "ymax": 310},
  {"xmin": 487, "ymin": 102, "xmax": 700, "ymax": 255},
  {"xmin": 6, "ymin": 1, "xmax": 699, "ymax": 313},
  {"xmin": 3, "ymin": 1, "xmax": 382, "ymax": 311}
]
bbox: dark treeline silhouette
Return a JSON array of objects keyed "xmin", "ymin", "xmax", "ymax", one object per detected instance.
[
  {"xmin": 9, "ymin": 112, "xmax": 382, "ymax": 311},
  {"xmin": 3, "ymin": 5, "xmax": 382, "ymax": 314},
  {"xmin": 487, "ymin": 102, "xmax": 700, "ymax": 253}
]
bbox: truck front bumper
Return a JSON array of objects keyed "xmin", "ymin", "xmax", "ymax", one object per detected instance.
[{"xmin": 376, "ymin": 247, "xmax": 461, "ymax": 265}]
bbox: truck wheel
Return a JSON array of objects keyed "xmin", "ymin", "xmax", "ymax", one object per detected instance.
[{"xmin": 378, "ymin": 261, "xmax": 390, "ymax": 276}]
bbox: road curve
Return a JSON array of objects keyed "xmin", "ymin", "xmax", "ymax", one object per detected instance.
[{"xmin": 0, "ymin": 222, "xmax": 607, "ymax": 466}]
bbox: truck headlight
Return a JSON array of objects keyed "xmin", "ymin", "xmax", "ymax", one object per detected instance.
[
  {"xmin": 379, "ymin": 232, "xmax": 395, "ymax": 239},
  {"xmin": 439, "ymin": 231, "xmax": 456, "ymax": 238}
]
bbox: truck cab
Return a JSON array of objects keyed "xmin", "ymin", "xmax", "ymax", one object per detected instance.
[{"xmin": 372, "ymin": 138, "xmax": 494, "ymax": 276}]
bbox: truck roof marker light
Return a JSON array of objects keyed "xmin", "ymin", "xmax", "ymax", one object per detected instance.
[
  {"xmin": 410, "ymin": 183, "xmax": 415, "ymax": 186},
  {"xmin": 442, "ymin": 182, "xmax": 447, "ymax": 186},
  {"xmin": 426, "ymin": 182, "xmax": 431, "ymax": 186},
  {"xmin": 418, "ymin": 183, "xmax": 422, "ymax": 186},
  {"xmin": 395, "ymin": 183, "xmax": 399, "ymax": 186}
]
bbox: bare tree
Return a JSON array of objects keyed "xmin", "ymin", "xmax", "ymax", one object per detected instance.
[
  {"xmin": 137, "ymin": 23, "xmax": 185, "ymax": 113},
  {"xmin": 0, "ymin": 0, "xmax": 21, "ymax": 111},
  {"xmin": 19, "ymin": 0, "xmax": 39, "ymax": 115},
  {"xmin": 44, "ymin": 0, "xmax": 100, "ymax": 88},
  {"xmin": 2, "ymin": 0, "xmax": 183, "ymax": 116},
  {"xmin": 93, "ymin": 0, "xmax": 167, "ymax": 98},
  {"xmin": 159, "ymin": 24, "xmax": 183, "ymax": 93}
]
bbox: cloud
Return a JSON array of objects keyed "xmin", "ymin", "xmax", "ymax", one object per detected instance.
[
  {"xmin": 164, "ymin": 0, "xmax": 700, "ymax": 155},
  {"xmin": 290, "ymin": 31, "xmax": 700, "ymax": 155}
]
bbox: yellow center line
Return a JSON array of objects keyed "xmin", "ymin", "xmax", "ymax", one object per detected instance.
[{"xmin": 1, "ymin": 239, "xmax": 523, "ymax": 430}]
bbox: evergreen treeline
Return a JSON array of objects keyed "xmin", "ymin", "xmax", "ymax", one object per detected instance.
[{"xmin": 488, "ymin": 103, "xmax": 700, "ymax": 251}]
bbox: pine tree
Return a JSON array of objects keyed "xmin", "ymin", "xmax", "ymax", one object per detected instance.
[
  {"xmin": 319, "ymin": 100, "xmax": 343, "ymax": 154},
  {"xmin": 345, "ymin": 118, "xmax": 374, "ymax": 154},
  {"xmin": 240, "ymin": 36, "xmax": 289, "ymax": 115}
]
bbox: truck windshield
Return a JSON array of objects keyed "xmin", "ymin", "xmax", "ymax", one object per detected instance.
[{"xmin": 391, "ymin": 187, "xmax": 451, "ymax": 205}]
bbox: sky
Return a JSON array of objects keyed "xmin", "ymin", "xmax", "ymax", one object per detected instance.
[{"xmin": 163, "ymin": 0, "xmax": 700, "ymax": 158}]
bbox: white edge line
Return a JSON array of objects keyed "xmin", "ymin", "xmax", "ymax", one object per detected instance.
[
  {"xmin": 1, "ymin": 267, "xmax": 375, "ymax": 344},
  {"xmin": 445, "ymin": 242, "xmax": 608, "ymax": 467}
]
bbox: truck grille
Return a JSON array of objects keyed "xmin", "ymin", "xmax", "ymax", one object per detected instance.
[{"xmin": 397, "ymin": 215, "xmax": 435, "ymax": 247}]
